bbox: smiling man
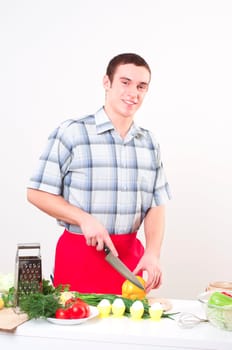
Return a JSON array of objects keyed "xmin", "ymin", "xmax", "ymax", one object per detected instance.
[{"xmin": 27, "ymin": 53, "xmax": 171, "ymax": 294}]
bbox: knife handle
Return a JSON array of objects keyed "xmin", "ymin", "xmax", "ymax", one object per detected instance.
[{"xmin": 103, "ymin": 244, "xmax": 111, "ymax": 254}]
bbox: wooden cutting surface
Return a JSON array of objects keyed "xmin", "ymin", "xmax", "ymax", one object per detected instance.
[
  {"xmin": 0, "ymin": 308, "xmax": 28, "ymax": 332},
  {"xmin": 148, "ymin": 297, "xmax": 172, "ymax": 311}
]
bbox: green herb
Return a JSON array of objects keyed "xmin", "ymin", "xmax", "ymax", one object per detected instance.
[
  {"xmin": 19, "ymin": 293, "xmax": 62, "ymax": 319},
  {"xmin": 17, "ymin": 279, "xmax": 66, "ymax": 319}
]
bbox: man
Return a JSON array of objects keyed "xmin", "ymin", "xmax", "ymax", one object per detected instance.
[{"xmin": 27, "ymin": 53, "xmax": 171, "ymax": 294}]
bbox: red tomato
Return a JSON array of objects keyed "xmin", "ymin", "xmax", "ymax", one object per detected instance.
[
  {"xmin": 55, "ymin": 308, "xmax": 69, "ymax": 319},
  {"xmin": 65, "ymin": 297, "xmax": 77, "ymax": 307},
  {"xmin": 68, "ymin": 301, "xmax": 90, "ymax": 319}
]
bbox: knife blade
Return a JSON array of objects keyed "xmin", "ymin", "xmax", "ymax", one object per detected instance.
[{"xmin": 104, "ymin": 245, "xmax": 145, "ymax": 290}]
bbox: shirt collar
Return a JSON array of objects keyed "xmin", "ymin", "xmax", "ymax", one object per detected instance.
[
  {"xmin": 95, "ymin": 107, "xmax": 146, "ymax": 138},
  {"xmin": 95, "ymin": 107, "xmax": 114, "ymax": 134}
]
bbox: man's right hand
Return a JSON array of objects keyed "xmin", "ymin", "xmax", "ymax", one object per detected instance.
[{"xmin": 79, "ymin": 212, "xmax": 118, "ymax": 257}]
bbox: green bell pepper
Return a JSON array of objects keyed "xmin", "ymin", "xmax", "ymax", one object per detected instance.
[{"xmin": 208, "ymin": 291, "xmax": 232, "ymax": 307}]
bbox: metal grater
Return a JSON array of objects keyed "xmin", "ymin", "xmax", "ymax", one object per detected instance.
[{"xmin": 14, "ymin": 243, "xmax": 42, "ymax": 304}]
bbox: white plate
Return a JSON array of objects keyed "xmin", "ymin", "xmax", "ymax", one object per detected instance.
[{"xmin": 47, "ymin": 306, "xmax": 99, "ymax": 325}]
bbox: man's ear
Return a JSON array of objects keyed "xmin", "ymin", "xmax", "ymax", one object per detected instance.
[{"xmin": 103, "ymin": 75, "xmax": 111, "ymax": 90}]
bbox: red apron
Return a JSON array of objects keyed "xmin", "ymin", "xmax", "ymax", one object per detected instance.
[{"xmin": 53, "ymin": 229, "xmax": 144, "ymax": 294}]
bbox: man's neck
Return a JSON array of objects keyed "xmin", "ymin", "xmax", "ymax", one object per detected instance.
[{"xmin": 104, "ymin": 106, "xmax": 134, "ymax": 139}]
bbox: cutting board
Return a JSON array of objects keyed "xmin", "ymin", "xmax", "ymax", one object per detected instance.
[
  {"xmin": 0, "ymin": 308, "xmax": 28, "ymax": 332},
  {"xmin": 148, "ymin": 297, "xmax": 172, "ymax": 311}
]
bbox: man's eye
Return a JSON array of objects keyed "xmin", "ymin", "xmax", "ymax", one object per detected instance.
[
  {"xmin": 122, "ymin": 80, "xmax": 129, "ymax": 85},
  {"xmin": 138, "ymin": 84, "xmax": 148, "ymax": 91}
]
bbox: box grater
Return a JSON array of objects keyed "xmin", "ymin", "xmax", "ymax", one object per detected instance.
[{"xmin": 14, "ymin": 243, "xmax": 42, "ymax": 304}]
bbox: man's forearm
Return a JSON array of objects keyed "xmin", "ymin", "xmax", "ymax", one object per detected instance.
[{"xmin": 27, "ymin": 188, "xmax": 89, "ymax": 226}]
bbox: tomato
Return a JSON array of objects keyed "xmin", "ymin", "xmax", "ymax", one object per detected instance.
[
  {"xmin": 121, "ymin": 276, "xmax": 146, "ymax": 300},
  {"xmin": 68, "ymin": 301, "xmax": 90, "ymax": 319},
  {"xmin": 55, "ymin": 308, "xmax": 69, "ymax": 319},
  {"xmin": 221, "ymin": 291, "xmax": 232, "ymax": 298},
  {"xmin": 65, "ymin": 297, "xmax": 77, "ymax": 307},
  {"xmin": 82, "ymin": 302, "xmax": 90, "ymax": 317}
]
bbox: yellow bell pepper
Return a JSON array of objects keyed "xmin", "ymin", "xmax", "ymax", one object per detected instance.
[{"xmin": 121, "ymin": 276, "xmax": 146, "ymax": 300}]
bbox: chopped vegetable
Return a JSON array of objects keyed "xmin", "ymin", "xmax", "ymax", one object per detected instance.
[
  {"xmin": 55, "ymin": 308, "xmax": 69, "ymax": 319},
  {"xmin": 207, "ymin": 291, "xmax": 232, "ymax": 330},
  {"xmin": 209, "ymin": 292, "xmax": 232, "ymax": 307},
  {"xmin": 221, "ymin": 291, "xmax": 232, "ymax": 298},
  {"xmin": 67, "ymin": 300, "xmax": 90, "ymax": 319},
  {"xmin": 121, "ymin": 276, "xmax": 146, "ymax": 300},
  {"xmin": 207, "ymin": 303, "xmax": 232, "ymax": 331}
]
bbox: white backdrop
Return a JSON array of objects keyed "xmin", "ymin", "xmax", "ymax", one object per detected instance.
[{"xmin": 0, "ymin": 0, "xmax": 231, "ymax": 299}]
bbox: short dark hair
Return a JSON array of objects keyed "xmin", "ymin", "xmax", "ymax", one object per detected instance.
[{"xmin": 106, "ymin": 53, "xmax": 151, "ymax": 82}]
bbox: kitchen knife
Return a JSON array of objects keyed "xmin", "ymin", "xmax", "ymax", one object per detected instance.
[{"xmin": 104, "ymin": 245, "xmax": 145, "ymax": 290}]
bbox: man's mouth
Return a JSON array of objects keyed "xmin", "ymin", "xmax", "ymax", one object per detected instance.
[{"xmin": 123, "ymin": 99, "xmax": 137, "ymax": 106}]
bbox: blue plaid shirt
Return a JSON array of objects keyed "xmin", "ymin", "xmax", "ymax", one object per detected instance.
[{"xmin": 28, "ymin": 107, "xmax": 171, "ymax": 234}]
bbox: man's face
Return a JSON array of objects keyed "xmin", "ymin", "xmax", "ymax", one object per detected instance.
[{"xmin": 103, "ymin": 63, "xmax": 150, "ymax": 119}]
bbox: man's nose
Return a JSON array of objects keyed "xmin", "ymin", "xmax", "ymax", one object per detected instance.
[{"xmin": 127, "ymin": 84, "xmax": 138, "ymax": 97}]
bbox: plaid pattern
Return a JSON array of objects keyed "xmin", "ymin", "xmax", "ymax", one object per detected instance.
[{"xmin": 28, "ymin": 108, "xmax": 171, "ymax": 234}]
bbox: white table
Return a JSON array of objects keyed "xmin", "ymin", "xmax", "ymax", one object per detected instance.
[{"xmin": 1, "ymin": 299, "xmax": 232, "ymax": 350}]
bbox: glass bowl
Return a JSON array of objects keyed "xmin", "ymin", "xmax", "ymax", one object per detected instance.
[
  {"xmin": 206, "ymin": 303, "xmax": 232, "ymax": 331},
  {"xmin": 198, "ymin": 291, "xmax": 232, "ymax": 331}
]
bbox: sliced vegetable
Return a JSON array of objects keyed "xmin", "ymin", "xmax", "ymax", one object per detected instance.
[
  {"xmin": 68, "ymin": 301, "xmax": 88, "ymax": 319},
  {"xmin": 209, "ymin": 292, "xmax": 232, "ymax": 307},
  {"xmin": 55, "ymin": 308, "xmax": 68, "ymax": 319},
  {"xmin": 221, "ymin": 291, "xmax": 232, "ymax": 298},
  {"xmin": 121, "ymin": 276, "xmax": 146, "ymax": 300},
  {"xmin": 62, "ymin": 297, "xmax": 90, "ymax": 319}
]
